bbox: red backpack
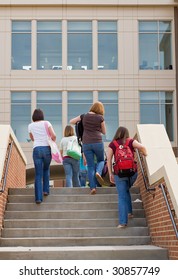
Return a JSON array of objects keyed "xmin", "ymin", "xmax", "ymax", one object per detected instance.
[{"xmin": 113, "ymin": 139, "xmax": 137, "ymax": 178}]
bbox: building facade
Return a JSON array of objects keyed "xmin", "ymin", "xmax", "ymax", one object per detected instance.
[{"xmin": 0, "ymin": 0, "xmax": 178, "ymax": 168}]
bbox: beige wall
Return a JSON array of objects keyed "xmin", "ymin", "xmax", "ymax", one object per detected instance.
[{"xmin": 0, "ymin": 4, "xmax": 177, "ymax": 168}]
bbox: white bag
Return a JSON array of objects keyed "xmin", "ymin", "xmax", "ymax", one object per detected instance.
[
  {"xmin": 44, "ymin": 122, "xmax": 63, "ymax": 164},
  {"xmin": 67, "ymin": 138, "xmax": 82, "ymax": 160}
]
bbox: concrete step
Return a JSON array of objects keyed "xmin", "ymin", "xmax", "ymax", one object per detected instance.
[
  {"xmin": 0, "ymin": 236, "xmax": 151, "ymax": 247},
  {"xmin": 2, "ymin": 226, "xmax": 149, "ymax": 238},
  {"xmin": 3, "ymin": 217, "xmax": 147, "ymax": 228},
  {"xmin": 8, "ymin": 186, "xmax": 140, "ymax": 195},
  {"xmin": 7, "ymin": 193, "xmax": 141, "ymax": 203},
  {"xmin": 6, "ymin": 201, "xmax": 143, "ymax": 211},
  {"xmin": 0, "ymin": 245, "xmax": 168, "ymax": 260},
  {"xmin": 0, "ymin": 186, "xmax": 168, "ymax": 260},
  {"xmin": 4, "ymin": 209, "xmax": 145, "ymax": 219}
]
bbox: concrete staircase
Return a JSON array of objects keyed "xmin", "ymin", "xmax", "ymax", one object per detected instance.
[{"xmin": 0, "ymin": 186, "xmax": 168, "ymax": 259}]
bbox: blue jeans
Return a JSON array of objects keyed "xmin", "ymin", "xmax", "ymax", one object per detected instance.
[
  {"xmin": 83, "ymin": 142, "xmax": 104, "ymax": 189},
  {"xmin": 33, "ymin": 146, "xmax": 52, "ymax": 202},
  {"xmin": 79, "ymin": 170, "xmax": 87, "ymax": 187},
  {"xmin": 114, "ymin": 173, "xmax": 138, "ymax": 225},
  {"xmin": 63, "ymin": 157, "xmax": 81, "ymax": 187}
]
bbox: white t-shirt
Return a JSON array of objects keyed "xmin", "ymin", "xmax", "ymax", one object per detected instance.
[
  {"xmin": 28, "ymin": 120, "xmax": 52, "ymax": 148},
  {"xmin": 60, "ymin": 135, "xmax": 77, "ymax": 157}
]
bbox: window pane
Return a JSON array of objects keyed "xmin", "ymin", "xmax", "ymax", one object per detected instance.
[
  {"xmin": 98, "ymin": 21, "xmax": 117, "ymax": 32},
  {"xmin": 159, "ymin": 33, "xmax": 172, "ymax": 69},
  {"xmin": 67, "ymin": 21, "xmax": 92, "ymax": 70},
  {"xmin": 98, "ymin": 34, "xmax": 117, "ymax": 69},
  {"xmin": 11, "ymin": 92, "xmax": 31, "ymax": 142},
  {"xmin": 139, "ymin": 21, "xmax": 157, "ymax": 32},
  {"xmin": 37, "ymin": 21, "xmax": 61, "ymax": 32},
  {"xmin": 68, "ymin": 21, "xmax": 92, "ymax": 32},
  {"xmin": 37, "ymin": 21, "xmax": 62, "ymax": 70},
  {"xmin": 98, "ymin": 21, "xmax": 118, "ymax": 70},
  {"xmin": 159, "ymin": 21, "xmax": 171, "ymax": 32},
  {"xmin": 98, "ymin": 91, "xmax": 118, "ymax": 141},
  {"xmin": 68, "ymin": 34, "xmax": 92, "ymax": 69},
  {"xmin": 139, "ymin": 20, "xmax": 172, "ymax": 70},
  {"xmin": 12, "ymin": 21, "xmax": 31, "ymax": 32},
  {"xmin": 37, "ymin": 92, "xmax": 62, "ymax": 140},
  {"xmin": 68, "ymin": 92, "xmax": 93, "ymax": 122},
  {"xmin": 139, "ymin": 34, "xmax": 158, "ymax": 69},
  {"xmin": 140, "ymin": 91, "xmax": 174, "ymax": 141},
  {"xmin": 12, "ymin": 34, "xmax": 31, "ymax": 70},
  {"xmin": 140, "ymin": 104, "xmax": 160, "ymax": 124}
]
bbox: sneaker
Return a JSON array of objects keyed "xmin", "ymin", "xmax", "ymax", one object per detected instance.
[
  {"xmin": 90, "ymin": 188, "xmax": 96, "ymax": 195},
  {"xmin": 95, "ymin": 172, "xmax": 105, "ymax": 186},
  {"xmin": 117, "ymin": 224, "xmax": 127, "ymax": 228}
]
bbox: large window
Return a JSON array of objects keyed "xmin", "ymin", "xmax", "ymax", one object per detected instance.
[
  {"xmin": 98, "ymin": 91, "xmax": 119, "ymax": 141},
  {"xmin": 37, "ymin": 92, "xmax": 62, "ymax": 140},
  {"xmin": 140, "ymin": 91, "xmax": 174, "ymax": 141},
  {"xmin": 68, "ymin": 92, "xmax": 93, "ymax": 121},
  {"xmin": 139, "ymin": 21, "xmax": 172, "ymax": 70},
  {"xmin": 67, "ymin": 21, "xmax": 92, "ymax": 70},
  {"xmin": 37, "ymin": 21, "xmax": 62, "ymax": 70},
  {"xmin": 98, "ymin": 21, "xmax": 118, "ymax": 70},
  {"xmin": 11, "ymin": 92, "xmax": 31, "ymax": 142},
  {"xmin": 11, "ymin": 21, "xmax": 31, "ymax": 70}
]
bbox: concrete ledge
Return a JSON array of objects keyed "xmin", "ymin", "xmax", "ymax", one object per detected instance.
[{"xmin": 137, "ymin": 124, "xmax": 178, "ymax": 218}]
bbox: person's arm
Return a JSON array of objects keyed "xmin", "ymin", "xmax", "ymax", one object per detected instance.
[
  {"xmin": 48, "ymin": 126, "xmax": 56, "ymax": 141},
  {"xmin": 101, "ymin": 121, "xmax": 106, "ymax": 135},
  {"xmin": 29, "ymin": 132, "xmax": 34, "ymax": 142},
  {"xmin": 107, "ymin": 147, "xmax": 115, "ymax": 184},
  {"xmin": 70, "ymin": 115, "xmax": 81, "ymax": 125},
  {"xmin": 132, "ymin": 140, "xmax": 147, "ymax": 156}
]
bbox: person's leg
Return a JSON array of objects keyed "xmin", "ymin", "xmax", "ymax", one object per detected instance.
[
  {"xmin": 127, "ymin": 173, "xmax": 138, "ymax": 215},
  {"xmin": 71, "ymin": 158, "xmax": 81, "ymax": 187},
  {"xmin": 93, "ymin": 142, "xmax": 105, "ymax": 185},
  {"xmin": 63, "ymin": 158, "xmax": 73, "ymax": 187},
  {"xmin": 114, "ymin": 175, "xmax": 129, "ymax": 226},
  {"xmin": 42, "ymin": 146, "xmax": 52, "ymax": 195},
  {"xmin": 79, "ymin": 171, "xmax": 87, "ymax": 187},
  {"xmin": 33, "ymin": 147, "xmax": 43, "ymax": 203},
  {"xmin": 83, "ymin": 144, "xmax": 96, "ymax": 191}
]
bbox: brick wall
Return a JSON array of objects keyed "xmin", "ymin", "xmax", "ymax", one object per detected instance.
[
  {"xmin": 0, "ymin": 138, "xmax": 26, "ymax": 230},
  {"xmin": 136, "ymin": 154, "xmax": 178, "ymax": 260}
]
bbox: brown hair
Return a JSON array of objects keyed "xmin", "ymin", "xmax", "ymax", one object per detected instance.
[
  {"xmin": 89, "ymin": 101, "xmax": 105, "ymax": 115},
  {"xmin": 112, "ymin": 126, "xmax": 129, "ymax": 144},
  {"xmin": 32, "ymin": 109, "xmax": 44, "ymax": 122},
  {"xmin": 64, "ymin": 125, "xmax": 74, "ymax": 137}
]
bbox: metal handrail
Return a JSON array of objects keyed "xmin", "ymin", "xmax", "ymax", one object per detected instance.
[
  {"xmin": 159, "ymin": 183, "xmax": 178, "ymax": 239},
  {"xmin": 135, "ymin": 149, "xmax": 155, "ymax": 193},
  {"xmin": 0, "ymin": 141, "xmax": 13, "ymax": 193}
]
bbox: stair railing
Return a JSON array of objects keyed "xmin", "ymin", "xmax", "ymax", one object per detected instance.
[
  {"xmin": 0, "ymin": 140, "xmax": 13, "ymax": 193},
  {"xmin": 159, "ymin": 183, "xmax": 178, "ymax": 239},
  {"xmin": 135, "ymin": 149, "xmax": 155, "ymax": 194}
]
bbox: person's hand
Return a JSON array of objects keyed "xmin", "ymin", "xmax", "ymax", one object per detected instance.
[{"xmin": 109, "ymin": 173, "xmax": 115, "ymax": 184}]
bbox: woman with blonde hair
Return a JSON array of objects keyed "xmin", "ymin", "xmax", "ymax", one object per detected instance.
[
  {"xmin": 70, "ymin": 101, "xmax": 106, "ymax": 194},
  {"xmin": 60, "ymin": 125, "xmax": 81, "ymax": 188}
]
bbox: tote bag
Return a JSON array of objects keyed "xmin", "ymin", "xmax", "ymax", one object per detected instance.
[
  {"xmin": 44, "ymin": 122, "xmax": 63, "ymax": 164},
  {"xmin": 67, "ymin": 138, "xmax": 82, "ymax": 160}
]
